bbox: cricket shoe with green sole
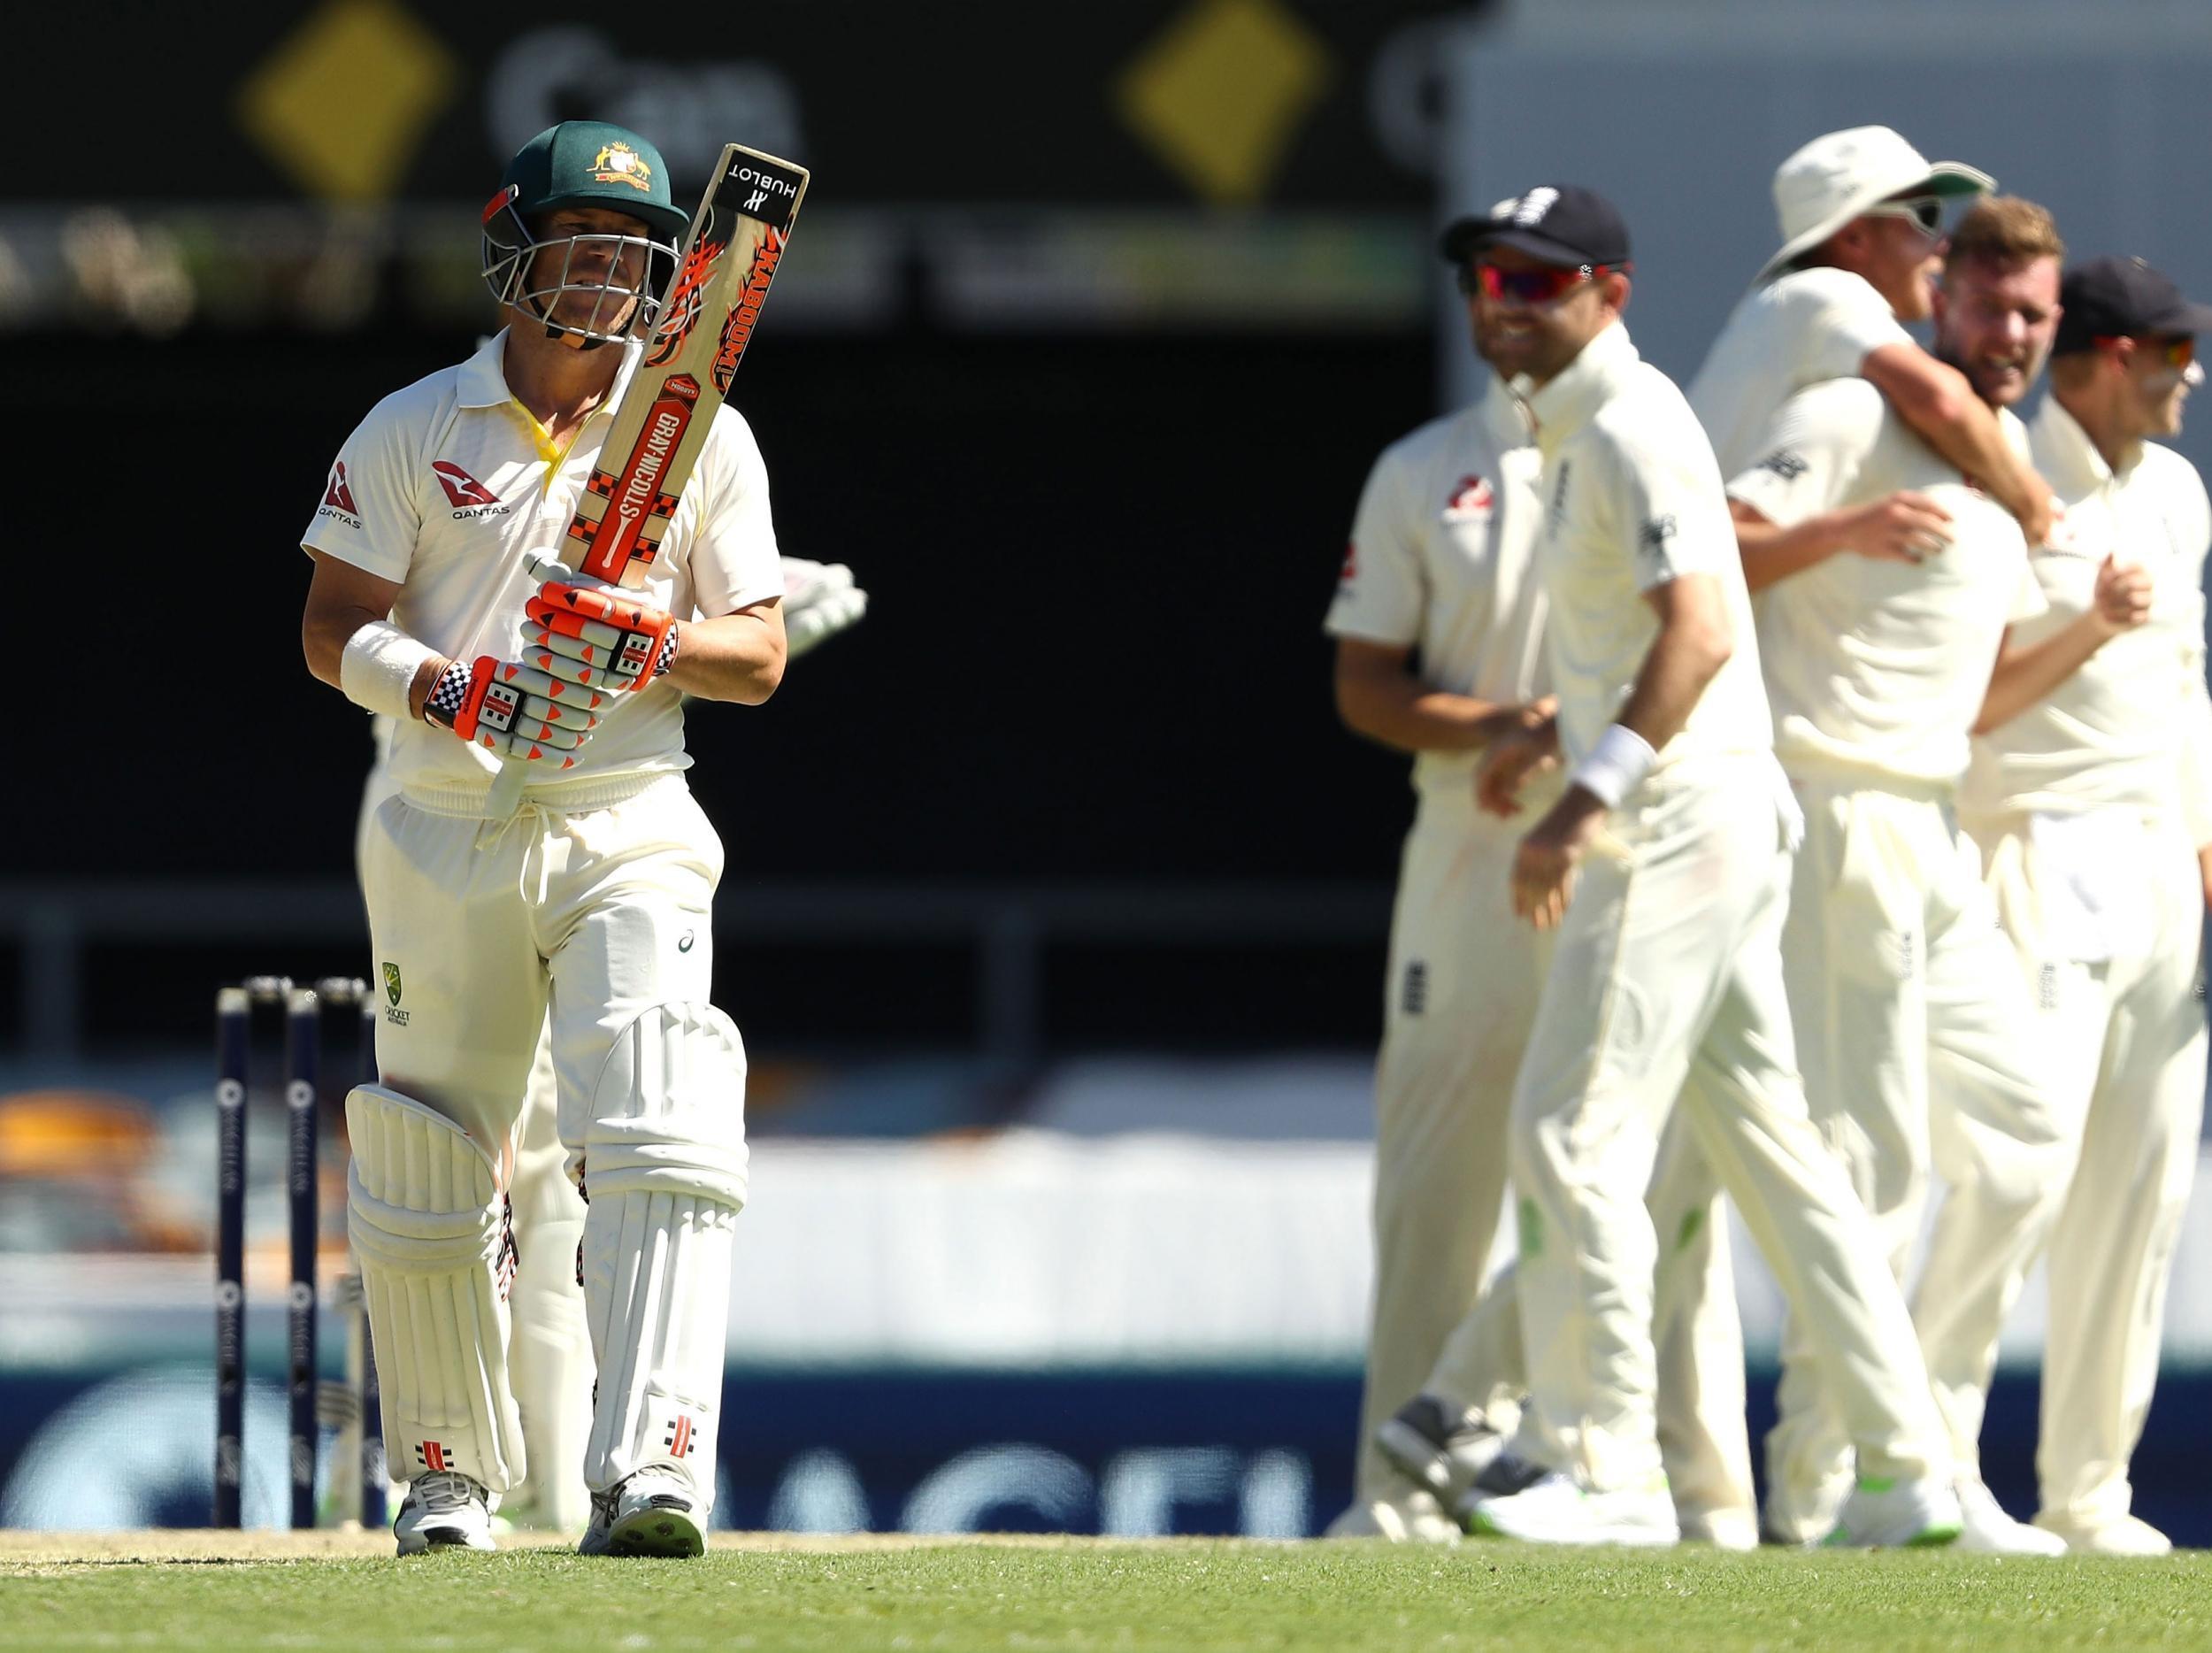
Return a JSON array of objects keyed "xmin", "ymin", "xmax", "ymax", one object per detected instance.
[
  {"xmin": 1821, "ymin": 1476, "xmax": 1963, "ymax": 1548},
  {"xmin": 579, "ymin": 1469, "xmax": 708, "ymax": 1557}
]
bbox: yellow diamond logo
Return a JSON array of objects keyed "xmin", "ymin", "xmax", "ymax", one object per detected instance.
[
  {"xmin": 236, "ymin": 0, "xmax": 457, "ymax": 204},
  {"xmin": 1115, "ymin": 0, "xmax": 1333, "ymax": 206}
]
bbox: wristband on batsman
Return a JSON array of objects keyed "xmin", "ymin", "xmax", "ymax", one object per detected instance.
[
  {"xmin": 1568, "ymin": 722, "xmax": 1656, "ymax": 809},
  {"xmin": 340, "ymin": 620, "xmax": 439, "ymax": 722}
]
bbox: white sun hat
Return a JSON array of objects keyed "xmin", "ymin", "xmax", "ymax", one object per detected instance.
[{"xmin": 1757, "ymin": 125, "xmax": 1995, "ymax": 282}]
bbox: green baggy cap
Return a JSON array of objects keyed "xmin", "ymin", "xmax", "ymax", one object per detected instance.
[{"xmin": 496, "ymin": 120, "xmax": 690, "ymax": 244}]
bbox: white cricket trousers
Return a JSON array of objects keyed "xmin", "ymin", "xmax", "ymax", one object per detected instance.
[
  {"xmin": 359, "ymin": 750, "xmax": 593, "ymax": 1527},
  {"xmin": 1509, "ymin": 757, "xmax": 1951, "ymax": 1495},
  {"xmin": 359, "ymin": 774, "xmax": 723, "ymax": 1159},
  {"xmin": 1764, "ymin": 779, "xmax": 2069, "ymax": 1539},
  {"xmin": 1968, "ymin": 809, "xmax": 2208, "ymax": 1530},
  {"xmin": 358, "ymin": 773, "xmax": 733, "ymax": 1495},
  {"xmin": 1351, "ymin": 784, "xmax": 1548, "ymax": 1503},
  {"xmin": 1423, "ymin": 1110, "xmax": 1755, "ymax": 1542}
]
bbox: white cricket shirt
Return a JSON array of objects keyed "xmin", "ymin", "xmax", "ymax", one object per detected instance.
[
  {"xmin": 1726, "ymin": 380, "xmax": 2042, "ymax": 788},
  {"xmin": 1325, "ymin": 375, "xmax": 1550, "ymax": 799},
  {"xmin": 1688, "ymin": 266, "xmax": 1913, "ymax": 478},
  {"xmin": 302, "ymin": 330, "xmax": 782, "ymax": 803},
  {"xmin": 1521, "ymin": 322, "xmax": 1776, "ymax": 781},
  {"xmin": 1961, "ymin": 395, "xmax": 2212, "ymax": 837}
]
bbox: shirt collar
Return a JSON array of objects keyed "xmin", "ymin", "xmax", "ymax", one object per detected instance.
[
  {"xmin": 1518, "ymin": 320, "xmax": 1639, "ymax": 448},
  {"xmin": 455, "ymin": 327, "xmax": 648, "ymax": 415},
  {"xmin": 2031, "ymin": 392, "xmax": 2128, "ymax": 493},
  {"xmin": 1479, "ymin": 370, "xmax": 1533, "ymax": 450}
]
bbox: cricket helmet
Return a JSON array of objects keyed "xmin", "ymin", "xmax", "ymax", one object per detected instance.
[{"xmin": 481, "ymin": 120, "xmax": 688, "ymax": 349}]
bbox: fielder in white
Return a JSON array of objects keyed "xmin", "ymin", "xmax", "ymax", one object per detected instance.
[
  {"xmin": 1955, "ymin": 254, "xmax": 2212, "ymax": 1556},
  {"xmin": 1340, "ymin": 211, "xmax": 1756, "ymax": 1552},
  {"xmin": 1725, "ymin": 200, "xmax": 2089, "ymax": 1551},
  {"xmin": 354, "ymin": 559, "xmax": 864, "ymax": 1534},
  {"xmin": 1323, "ymin": 295, "xmax": 1553, "ymax": 1543},
  {"xmin": 300, "ymin": 120, "xmax": 784, "ymax": 1557},
  {"xmin": 1443, "ymin": 186, "xmax": 1962, "ymax": 1549}
]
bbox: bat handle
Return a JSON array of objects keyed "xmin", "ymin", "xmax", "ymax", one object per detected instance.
[{"xmin": 484, "ymin": 751, "xmax": 531, "ymax": 819}]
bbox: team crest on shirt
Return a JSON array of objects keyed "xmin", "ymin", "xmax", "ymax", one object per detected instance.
[
  {"xmin": 1755, "ymin": 449, "xmax": 1808, "ymax": 481},
  {"xmin": 1444, "ymin": 474, "xmax": 1495, "ymax": 519}
]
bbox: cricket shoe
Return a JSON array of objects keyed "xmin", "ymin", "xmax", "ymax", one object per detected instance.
[
  {"xmin": 1465, "ymin": 1464, "xmax": 1678, "ymax": 1548},
  {"xmin": 579, "ymin": 1468, "xmax": 708, "ymax": 1557},
  {"xmin": 1821, "ymin": 1477, "xmax": 1962, "ymax": 1549},
  {"xmin": 2033, "ymin": 1511, "xmax": 2173, "ymax": 1556},
  {"xmin": 1374, "ymin": 1394, "xmax": 1504, "ymax": 1508},
  {"xmin": 393, "ymin": 1470, "xmax": 496, "ymax": 1555},
  {"xmin": 1955, "ymin": 1478, "xmax": 2067, "ymax": 1554}
]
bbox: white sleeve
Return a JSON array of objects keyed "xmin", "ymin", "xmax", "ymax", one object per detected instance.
[
  {"xmin": 2005, "ymin": 553, "xmax": 2048, "ymax": 625},
  {"xmin": 301, "ymin": 398, "xmax": 425, "ymax": 583},
  {"xmin": 1324, "ymin": 446, "xmax": 1424, "ymax": 646},
  {"xmin": 1607, "ymin": 403, "xmax": 1739, "ymax": 593},
  {"xmin": 686, "ymin": 408, "xmax": 785, "ymax": 619},
  {"xmin": 1788, "ymin": 268, "xmax": 1913, "ymax": 383},
  {"xmin": 1724, "ymin": 380, "xmax": 1880, "ymax": 529},
  {"xmin": 2170, "ymin": 468, "xmax": 2212, "ymax": 846}
]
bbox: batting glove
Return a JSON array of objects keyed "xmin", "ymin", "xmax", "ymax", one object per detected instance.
[
  {"xmin": 423, "ymin": 656, "xmax": 608, "ymax": 766},
  {"xmin": 526, "ymin": 582, "xmax": 680, "ymax": 691}
]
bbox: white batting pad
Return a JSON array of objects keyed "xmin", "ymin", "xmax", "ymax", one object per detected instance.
[
  {"xmin": 346, "ymin": 1083, "xmax": 528, "ymax": 1493},
  {"xmin": 578, "ymin": 1003, "xmax": 749, "ymax": 1497}
]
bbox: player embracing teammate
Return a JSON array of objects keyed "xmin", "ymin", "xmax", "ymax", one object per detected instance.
[{"xmin": 1332, "ymin": 129, "xmax": 2212, "ymax": 1553}]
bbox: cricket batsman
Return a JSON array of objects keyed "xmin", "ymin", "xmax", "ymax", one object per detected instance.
[
  {"xmin": 354, "ymin": 559, "xmax": 864, "ymax": 1534},
  {"xmin": 301, "ymin": 120, "xmax": 786, "ymax": 1556},
  {"xmin": 1447, "ymin": 186, "xmax": 1961, "ymax": 1549}
]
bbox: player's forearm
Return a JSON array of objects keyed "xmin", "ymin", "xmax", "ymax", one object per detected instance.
[
  {"xmin": 1334, "ymin": 674, "xmax": 1541, "ymax": 755},
  {"xmin": 1613, "ymin": 594, "xmax": 1732, "ymax": 756},
  {"xmin": 1732, "ymin": 506, "xmax": 1847, "ymax": 593},
  {"xmin": 664, "ymin": 607, "xmax": 786, "ymax": 704},
  {"xmin": 1873, "ymin": 355, "xmax": 2044, "ymax": 533},
  {"xmin": 1973, "ymin": 615, "xmax": 2109, "ymax": 734}
]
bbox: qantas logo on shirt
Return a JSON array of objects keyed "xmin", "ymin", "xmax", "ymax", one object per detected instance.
[
  {"xmin": 432, "ymin": 461, "xmax": 512, "ymax": 519},
  {"xmin": 1338, "ymin": 541, "xmax": 1358, "ymax": 582},
  {"xmin": 318, "ymin": 461, "xmax": 359, "ymax": 523},
  {"xmin": 1445, "ymin": 474, "xmax": 1494, "ymax": 517}
]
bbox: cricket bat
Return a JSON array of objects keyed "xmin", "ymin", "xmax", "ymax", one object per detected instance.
[{"xmin": 482, "ymin": 142, "xmax": 810, "ymax": 817}]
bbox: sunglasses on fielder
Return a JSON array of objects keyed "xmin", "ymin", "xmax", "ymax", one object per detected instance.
[
  {"xmin": 1861, "ymin": 195, "xmax": 1945, "ymax": 237},
  {"xmin": 1459, "ymin": 261, "xmax": 1630, "ymax": 304},
  {"xmin": 2093, "ymin": 334, "xmax": 2198, "ymax": 371}
]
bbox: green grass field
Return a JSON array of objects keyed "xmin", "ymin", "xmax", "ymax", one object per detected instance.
[{"xmin": 2, "ymin": 1534, "xmax": 2207, "ymax": 1653}]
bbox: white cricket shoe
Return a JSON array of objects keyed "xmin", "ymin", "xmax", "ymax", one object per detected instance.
[
  {"xmin": 1955, "ymin": 1478, "xmax": 2067, "ymax": 1555},
  {"xmin": 1466, "ymin": 1465, "xmax": 1678, "ymax": 1548},
  {"xmin": 579, "ymin": 1468, "xmax": 708, "ymax": 1558},
  {"xmin": 2034, "ymin": 1511, "xmax": 2173, "ymax": 1556},
  {"xmin": 394, "ymin": 1470, "xmax": 496, "ymax": 1555},
  {"xmin": 1374, "ymin": 1394, "xmax": 1504, "ymax": 1508},
  {"xmin": 1822, "ymin": 1477, "xmax": 1962, "ymax": 1549},
  {"xmin": 1321, "ymin": 1488, "xmax": 1462, "ymax": 1545}
]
